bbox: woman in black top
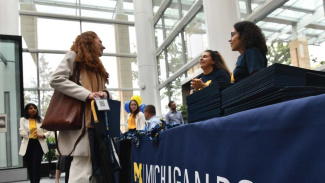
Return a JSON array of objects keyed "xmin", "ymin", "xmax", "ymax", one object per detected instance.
[
  {"xmin": 229, "ymin": 21, "xmax": 268, "ymax": 83},
  {"xmin": 190, "ymin": 50, "xmax": 231, "ymax": 94}
]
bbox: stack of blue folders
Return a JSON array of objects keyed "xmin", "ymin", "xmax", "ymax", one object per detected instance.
[
  {"xmin": 186, "ymin": 82, "xmax": 231, "ymax": 123},
  {"xmin": 224, "ymin": 86, "xmax": 325, "ymax": 115},
  {"xmin": 222, "ymin": 63, "xmax": 325, "ymax": 115}
]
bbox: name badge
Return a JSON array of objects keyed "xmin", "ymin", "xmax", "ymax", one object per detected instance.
[{"xmin": 95, "ymin": 98, "xmax": 110, "ymax": 111}]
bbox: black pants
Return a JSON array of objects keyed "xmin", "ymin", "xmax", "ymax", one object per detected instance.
[
  {"xmin": 56, "ymin": 156, "xmax": 73, "ymax": 183},
  {"xmin": 24, "ymin": 139, "xmax": 44, "ymax": 183}
]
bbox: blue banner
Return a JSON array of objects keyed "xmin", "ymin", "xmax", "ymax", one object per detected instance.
[{"xmin": 131, "ymin": 94, "xmax": 325, "ymax": 183}]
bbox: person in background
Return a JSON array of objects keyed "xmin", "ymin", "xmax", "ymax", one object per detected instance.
[
  {"xmin": 50, "ymin": 31, "xmax": 110, "ymax": 182},
  {"xmin": 229, "ymin": 21, "xmax": 268, "ymax": 83},
  {"xmin": 19, "ymin": 103, "xmax": 51, "ymax": 183},
  {"xmin": 126, "ymin": 99, "xmax": 146, "ymax": 132},
  {"xmin": 55, "ymin": 155, "xmax": 73, "ymax": 183},
  {"xmin": 144, "ymin": 105, "xmax": 162, "ymax": 131},
  {"xmin": 165, "ymin": 101, "xmax": 184, "ymax": 125},
  {"xmin": 190, "ymin": 50, "xmax": 231, "ymax": 94}
]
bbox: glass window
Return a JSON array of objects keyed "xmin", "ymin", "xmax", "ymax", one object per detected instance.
[
  {"xmin": 81, "ymin": 10, "xmax": 114, "ymax": 19},
  {"xmin": 238, "ymin": 1, "xmax": 247, "ymax": 15},
  {"xmin": 44, "ymin": 0, "xmax": 78, "ymax": 3},
  {"xmin": 278, "ymin": 9, "xmax": 306, "ymax": 20},
  {"xmin": 258, "ymin": 21, "xmax": 287, "ymax": 30},
  {"xmin": 80, "ymin": 0, "xmax": 134, "ymax": 20},
  {"xmin": 101, "ymin": 56, "xmax": 138, "ymax": 89},
  {"xmin": 184, "ymin": 10, "xmax": 207, "ymax": 62},
  {"xmin": 152, "ymin": 0, "xmax": 163, "ymax": 15},
  {"xmin": 34, "ymin": 4, "xmax": 78, "ymax": 16},
  {"xmin": 80, "ymin": 0, "xmax": 117, "ymax": 8},
  {"xmin": 82, "ymin": 22, "xmax": 136, "ymax": 54},
  {"xmin": 24, "ymin": 90, "xmax": 39, "ymax": 107},
  {"xmin": 170, "ymin": 75, "xmax": 185, "ymax": 106},
  {"xmin": 129, "ymin": 26, "xmax": 137, "ymax": 54},
  {"xmin": 155, "ymin": 19, "xmax": 164, "ymax": 48},
  {"xmin": 164, "ymin": 0, "xmax": 181, "ymax": 36},
  {"xmin": 20, "ymin": 16, "xmax": 79, "ymax": 50},
  {"xmin": 291, "ymin": 0, "xmax": 322, "ymax": 10},
  {"xmin": 23, "ymin": 53, "xmax": 38, "ymax": 88},
  {"xmin": 40, "ymin": 91, "xmax": 54, "ymax": 117},
  {"xmin": 121, "ymin": 2, "xmax": 135, "ymax": 21},
  {"xmin": 160, "ymin": 86, "xmax": 169, "ymax": 117},
  {"xmin": 157, "ymin": 52, "xmax": 167, "ymax": 84},
  {"xmin": 167, "ymin": 33, "xmax": 184, "ymax": 76},
  {"xmin": 39, "ymin": 53, "xmax": 64, "ymax": 89},
  {"xmin": 309, "ymin": 42, "xmax": 325, "ymax": 68},
  {"xmin": 181, "ymin": 0, "xmax": 196, "ymax": 16},
  {"xmin": 187, "ymin": 63, "xmax": 200, "ymax": 76},
  {"xmin": 82, "ymin": 22, "xmax": 116, "ymax": 53},
  {"xmin": 36, "ymin": 18, "xmax": 80, "ymax": 50}
]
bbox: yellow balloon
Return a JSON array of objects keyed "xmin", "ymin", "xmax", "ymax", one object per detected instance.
[{"xmin": 131, "ymin": 95, "xmax": 142, "ymax": 105}]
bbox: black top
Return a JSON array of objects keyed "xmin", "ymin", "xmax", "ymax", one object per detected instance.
[
  {"xmin": 198, "ymin": 68, "xmax": 230, "ymax": 84},
  {"xmin": 191, "ymin": 69, "xmax": 230, "ymax": 92},
  {"xmin": 232, "ymin": 47, "xmax": 267, "ymax": 83}
]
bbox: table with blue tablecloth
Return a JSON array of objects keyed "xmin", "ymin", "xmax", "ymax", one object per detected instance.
[{"xmin": 131, "ymin": 94, "xmax": 325, "ymax": 183}]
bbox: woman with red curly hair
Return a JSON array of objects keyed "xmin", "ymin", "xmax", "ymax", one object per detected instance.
[{"xmin": 50, "ymin": 31, "xmax": 110, "ymax": 182}]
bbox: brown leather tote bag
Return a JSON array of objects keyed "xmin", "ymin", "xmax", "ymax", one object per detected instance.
[{"xmin": 41, "ymin": 64, "xmax": 84, "ymax": 131}]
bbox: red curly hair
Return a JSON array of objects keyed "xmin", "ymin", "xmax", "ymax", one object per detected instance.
[{"xmin": 70, "ymin": 31, "xmax": 108, "ymax": 80}]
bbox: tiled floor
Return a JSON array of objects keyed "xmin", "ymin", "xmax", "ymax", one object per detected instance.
[{"xmin": 10, "ymin": 174, "xmax": 65, "ymax": 183}]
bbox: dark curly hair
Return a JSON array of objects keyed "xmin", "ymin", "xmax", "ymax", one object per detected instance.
[
  {"xmin": 204, "ymin": 50, "xmax": 231, "ymax": 76},
  {"xmin": 70, "ymin": 31, "xmax": 108, "ymax": 81},
  {"xmin": 23, "ymin": 103, "xmax": 41, "ymax": 123},
  {"xmin": 234, "ymin": 21, "xmax": 267, "ymax": 54}
]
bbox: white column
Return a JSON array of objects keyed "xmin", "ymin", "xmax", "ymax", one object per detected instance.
[
  {"xmin": 0, "ymin": 0, "xmax": 19, "ymax": 35},
  {"xmin": 203, "ymin": 0, "xmax": 240, "ymax": 71},
  {"xmin": 133, "ymin": 0, "xmax": 162, "ymax": 117}
]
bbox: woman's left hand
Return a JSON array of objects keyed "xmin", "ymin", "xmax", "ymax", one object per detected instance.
[{"xmin": 97, "ymin": 91, "xmax": 108, "ymax": 98}]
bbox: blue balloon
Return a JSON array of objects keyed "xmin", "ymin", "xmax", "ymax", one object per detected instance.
[
  {"xmin": 140, "ymin": 104, "xmax": 147, "ymax": 113},
  {"xmin": 124, "ymin": 100, "xmax": 130, "ymax": 113}
]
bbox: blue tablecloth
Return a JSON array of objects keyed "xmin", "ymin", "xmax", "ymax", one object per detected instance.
[{"xmin": 131, "ymin": 94, "xmax": 325, "ymax": 183}]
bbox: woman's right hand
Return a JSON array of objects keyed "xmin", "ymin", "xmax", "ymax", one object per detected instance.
[
  {"xmin": 87, "ymin": 92, "xmax": 101, "ymax": 100},
  {"xmin": 191, "ymin": 78, "xmax": 203, "ymax": 91}
]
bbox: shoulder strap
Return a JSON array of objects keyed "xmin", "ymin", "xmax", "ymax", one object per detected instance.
[
  {"xmin": 55, "ymin": 103, "xmax": 86, "ymax": 156},
  {"xmin": 70, "ymin": 62, "xmax": 81, "ymax": 85}
]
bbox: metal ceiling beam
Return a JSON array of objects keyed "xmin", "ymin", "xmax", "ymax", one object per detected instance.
[
  {"xmin": 279, "ymin": 4, "xmax": 315, "ymax": 14},
  {"xmin": 153, "ymin": 0, "xmax": 193, "ymax": 26},
  {"xmin": 156, "ymin": 0, "xmax": 203, "ymax": 56},
  {"xmin": 153, "ymin": 0, "xmax": 172, "ymax": 25},
  {"xmin": 262, "ymin": 17, "xmax": 325, "ymax": 30},
  {"xmin": 19, "ymin": 10, "xmax": 135, "ymax": 26},
  {"xmin": 246, "ymin": 0, "xmax": 252, "ymax": 14},
  {"xmin": 323, "ymin": 0, "xmax": 325, "ymax": 16},
  {"xmin": 306, "ymin": 24, "xmax": 325, "ymax": 30},
  {"xmin": 268, "ymin": 7, "xmax": 324, "ymax": 42},
  {"xmin": 308, "ymin": 32, "xmax": 325, "ymax": 45},
  {"xmin": 240, "ymin": 0, "xmax": 314, "ymax": 14},
  {"xmin": 244, "ymin": 0, "xmax": 289, "ymax": 23},
  {"xmin": 33, "ymin": 0, "xmax": 134, "ymax": 15},
  {"xmin": 22, "ymin": 48, "xmax": 137, "ymax": 58},
  {"xmin": 0, "ymin": 52, "xmax": 8, "ymax": 65},
  {"xmin": 263, "ymin": 17, "xmax": 296, "ymax": 25}
]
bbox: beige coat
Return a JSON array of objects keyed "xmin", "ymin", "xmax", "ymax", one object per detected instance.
[
  {"xmin": 19, "ymin": 118, "xmax": 51, "ymax": 156},
  {"xmin": 126, "ymin": 112, "xmax": 146, "ymax": 131},
  {"xmin": 50, "ymin": 51, "xmax": 92, "ymax": 156}
]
